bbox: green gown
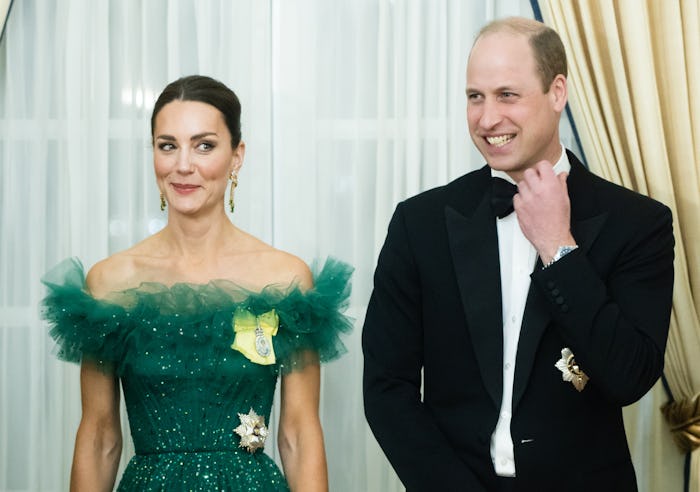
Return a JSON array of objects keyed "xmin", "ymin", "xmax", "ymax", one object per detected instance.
[{"xmin": 42, "ymin": 257, "xmax": 353, "ymax": 491}]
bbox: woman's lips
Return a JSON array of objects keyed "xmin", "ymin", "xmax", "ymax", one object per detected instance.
[{"xmin": 171, "ymin": 183, "xmax": 200, "ymax": 194}]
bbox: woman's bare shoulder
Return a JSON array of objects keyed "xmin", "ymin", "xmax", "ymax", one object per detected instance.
[
  {"xmin": 233, "ymin": 232, "xmax": 312, "ymax": 290},
  {"xmin": 85, "ymin": 238, "xmax": 162, "ymax": 298},
  {"xmin": 85, "ymin": 255, "xmax": 137, "ymax": 299},
  {"xmin": 257, "ymin": 249, "xmax": 313, "ymax": 291}
]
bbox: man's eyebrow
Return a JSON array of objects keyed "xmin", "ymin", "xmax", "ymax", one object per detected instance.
[{"xmin": 466, "ymin": 85, "xmax": 519, "ymax": 94}]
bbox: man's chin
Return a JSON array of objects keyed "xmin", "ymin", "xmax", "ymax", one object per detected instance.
[
  {"xmin": 478, "ymin": 145, "xmax": 512, "ymax": 166},
  {"xmin": 485, "ymin": 159, "xmax": 519, "ymax": 173}
]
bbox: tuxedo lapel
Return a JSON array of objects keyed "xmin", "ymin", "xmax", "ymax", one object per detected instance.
[
  {"xmin": 512, "ymin": 279, "xmax": 549, "ymax": 411},
  {"xmin": 443, "ymin": 157, "xmax": 610, "ymax": 412},
  {"xmin": 511, "ymin": 157, "xmax": 609, "ymax": 411},
  {"xmin": 445, "ymin": 189, "xmax": 503, "ymax": 409}
]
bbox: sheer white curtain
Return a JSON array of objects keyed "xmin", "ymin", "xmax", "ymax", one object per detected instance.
[
  {"xmin": 271, "ymin": 1, "xmax": 542, "ymax": 489},
  {"xmin": 1, "ymin": 1, "xmax": 537, "ymax": 491}
]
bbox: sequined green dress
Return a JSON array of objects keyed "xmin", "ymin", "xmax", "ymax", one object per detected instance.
[{"xmin": 41, "ymin": 257, "xmax": 353, "ymax": 491}]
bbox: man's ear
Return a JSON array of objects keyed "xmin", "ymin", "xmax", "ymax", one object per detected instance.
[{"xmin": 550, "ymin": 74, "xmax": 568, "ymax": 112}]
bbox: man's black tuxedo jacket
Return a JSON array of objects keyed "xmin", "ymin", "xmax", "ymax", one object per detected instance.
[{"xmin": 362, "ymin": 152, "xmax": 674, "ymax": 492}]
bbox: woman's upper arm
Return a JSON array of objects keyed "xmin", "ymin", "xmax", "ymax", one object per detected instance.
[
  {"xmin": 280, "ymin": 355, "xmax": 321, "ymax": 422},
  {"xmin": 79, "ymin": 359, "xmax": 121, "ymax": 426},
  {"xmin": 81, "ymin": 260, "xmax": 122, "ymax": 422}
]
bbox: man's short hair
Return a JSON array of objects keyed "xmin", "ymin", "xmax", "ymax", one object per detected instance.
[{"xmin": 475, "ymin": 17, "xmax": 568, "ymax": 92}]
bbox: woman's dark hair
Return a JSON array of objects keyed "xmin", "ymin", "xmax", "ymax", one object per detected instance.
[{"xmin": 151, "ymin": 75, "xmax": 242, "ymax": 148}]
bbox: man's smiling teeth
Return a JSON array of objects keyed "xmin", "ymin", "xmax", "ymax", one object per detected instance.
[{"xmin": 486, "ymin": 135, "xmax": 514, "ymax": 147}]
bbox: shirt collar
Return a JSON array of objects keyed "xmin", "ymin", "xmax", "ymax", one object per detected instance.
[{"xmin": 490, "ymin": 146, "xmax": 570, "ymax": 185}]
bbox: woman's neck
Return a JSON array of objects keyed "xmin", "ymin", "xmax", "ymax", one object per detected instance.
[{"xmin": 160, "ymin": 209, "xmax": 238, "ymax": 262}]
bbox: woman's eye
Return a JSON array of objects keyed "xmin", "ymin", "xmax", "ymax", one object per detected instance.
[
  {"xmin": 158, "ymin": 143, "xmax": 175, "ymax": 151},
  {"xmin": 197, "ymin": 141, "xmax": 215, "ymax": 151}
]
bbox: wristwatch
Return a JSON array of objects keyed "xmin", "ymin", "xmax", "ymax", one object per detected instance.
[{"xmin": 545, "ymin": 245, "xmax": 578, "ymax": 268}]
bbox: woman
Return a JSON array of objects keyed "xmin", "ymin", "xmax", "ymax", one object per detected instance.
[{"xmin": 41, "ymin": 75, "xmax": 352, "ymax": 491}]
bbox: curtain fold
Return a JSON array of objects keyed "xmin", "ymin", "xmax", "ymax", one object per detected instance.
[
  {"xmin": 0, "ymin": 0, "xmax": 12, "ymax": 42},
  {"xmin": 538, "ymin": 1, "xmax": 700, "ymax": 491}
]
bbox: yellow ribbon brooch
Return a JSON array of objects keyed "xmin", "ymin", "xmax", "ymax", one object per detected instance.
[{"xmin": 231, "ymin": 308, "xmax": 278, "ymax": 365}]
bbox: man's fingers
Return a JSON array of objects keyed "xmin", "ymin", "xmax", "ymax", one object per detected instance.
[
  {"xmin": 535, "ymin": 160, "xmax": 555, "ymax": 177},
  {"xmin": 558, "ymin": 171, "xmax": 569, "ymax": 193}
]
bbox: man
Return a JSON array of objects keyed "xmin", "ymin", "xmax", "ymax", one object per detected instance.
[{"xmin": 362, "ymin": 17, "xmax": 674, "ymax": 492}]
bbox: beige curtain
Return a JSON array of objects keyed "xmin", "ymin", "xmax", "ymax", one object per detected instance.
[
  {"xmin": 0, "ymin": 0, "xmax": 12, "ymax": 39},
  {"xmin": 538, "ymin": 1, "xmax": 700, "ymax": 491}
]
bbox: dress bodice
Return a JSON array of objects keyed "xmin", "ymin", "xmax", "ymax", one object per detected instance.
[{"xmin": 42, "ymin": 257, "xmax": 353, "ymax": 491}]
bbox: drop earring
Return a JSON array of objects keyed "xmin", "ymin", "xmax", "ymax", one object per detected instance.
[
  {"xmin": 229, "ymin": 172, "xmax": 238, "ymax": 213},
  {"xmin": 160, "ymin": 192, "xmax": 166, "ymax": 211}
]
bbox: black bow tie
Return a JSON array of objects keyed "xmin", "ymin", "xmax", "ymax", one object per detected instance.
[{"xmin": 491, "ymin": 177, "xmax": 518, "ymax": 218}]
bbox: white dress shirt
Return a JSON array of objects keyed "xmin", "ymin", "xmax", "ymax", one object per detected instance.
[{"xmin": 489, "ymin": 147, "xmax": 571, "ymax": 476}]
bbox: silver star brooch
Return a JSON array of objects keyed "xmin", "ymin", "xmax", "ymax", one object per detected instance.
[
  {"xmin": 555, "ymin": 347, "xmax": 589, "ymax": 392},
  {"xmin": 234, "ymin": 408, "xmax": 269, "ymax": 453}
]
